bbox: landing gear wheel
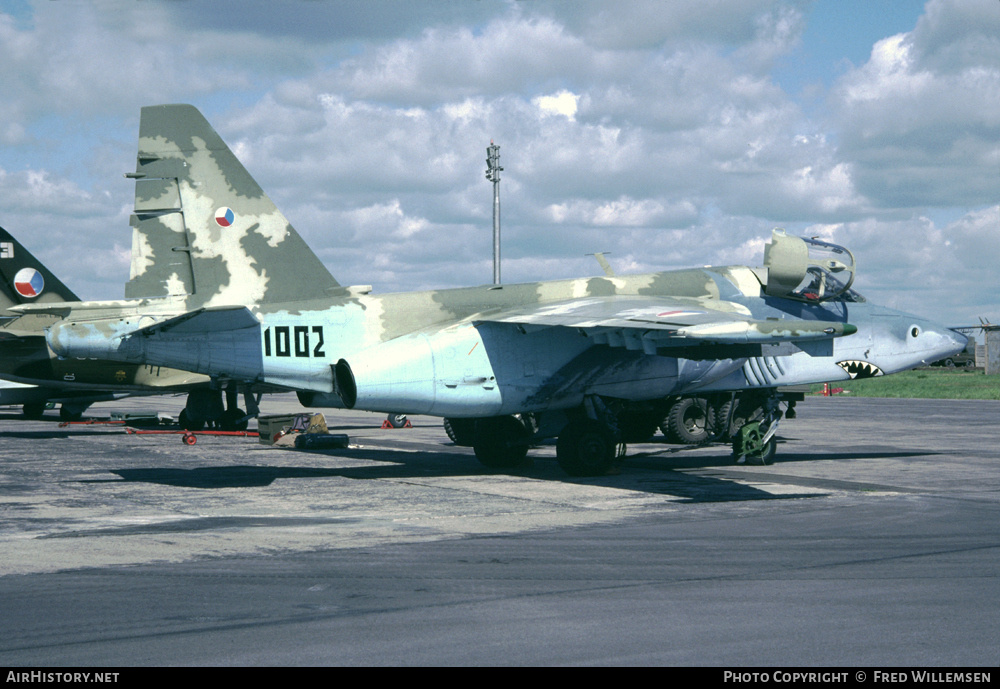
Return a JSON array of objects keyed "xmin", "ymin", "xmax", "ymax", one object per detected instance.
[
  {"xmin": 658, "ymin": 411, "xmax": 676, "ymax": 442},
  {"xmin": 667, "ymin": 397, "xmax": 711, "ymax": 444},
  {"xmin": 557, "ymin": 420, "xmax": 615, "ymax": 477},
  {"xmin": 219, "ymin": 408, "xmax": 248, "ymax": 431},
  {"xmin": 178, "ymin": 409, "xmax": 205, "ymax": 431},
  {"xmin": 733, "ymin": 435, "xmax": 776, "ymax": 466},
  {"xmin": 732, "ymin": 423, "xmax": 777, "ymax": 466},
  {"xmin": 756, "ymin": 436, "xmax": 777, "ymax": 465},
  {"xmin": 712, "ymin": 400, "xmax": 734, "ymax": 440},
  {"xmin": 59, "ymin": 404, "xmax": 87, "ymax": 422},
  {"xmin": 444, "ymin": 418, "xmax": 477, "ymax": 446},
  {"xmin": 387, "ymin": 413, "xmax": 408, "ymax": 428},
  {"xmin": 473, "ymin": 416, "xmax": 530, "ymax": 469},
  {"xmin": 22, "ymin": 403, "xmax": 46, "ymax": 420}
]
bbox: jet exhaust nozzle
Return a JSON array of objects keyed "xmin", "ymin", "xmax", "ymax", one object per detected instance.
[{"xmin": 334, "ymin": 359, "xmax": 358, "ymax": 409}]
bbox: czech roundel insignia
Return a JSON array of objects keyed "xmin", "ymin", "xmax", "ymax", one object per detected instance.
[
  {"xmin": 215, "ymin": 207, "xmax": 235, "ymax": 227},
  {"xmin": 13, "ymin": 267, "xmax": 44, "ymax": 298}
]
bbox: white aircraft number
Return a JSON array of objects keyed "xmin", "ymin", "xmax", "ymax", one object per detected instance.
[{"xmin": 263, "ymin": 325, "xmax": 326, "ymax": 358}]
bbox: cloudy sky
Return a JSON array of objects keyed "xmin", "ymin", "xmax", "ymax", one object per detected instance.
[{"xmin": 0, "ymin": 0, "xmax": 997, "ymax": 326}]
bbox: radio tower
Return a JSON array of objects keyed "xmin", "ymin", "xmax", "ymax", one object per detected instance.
[{"xmin": 486, "ymin": 141, "xmax": 503, "ymax": 285}]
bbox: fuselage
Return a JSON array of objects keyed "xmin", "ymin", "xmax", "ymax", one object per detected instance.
[{"xmin": 45, "ymin": 264, "xmax": 967, "ymax": 417}]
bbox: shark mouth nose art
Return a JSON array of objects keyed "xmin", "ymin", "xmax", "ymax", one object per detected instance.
[{"xmin": 837, "ymin": 360, "xmax": 884, "ymax": 379}]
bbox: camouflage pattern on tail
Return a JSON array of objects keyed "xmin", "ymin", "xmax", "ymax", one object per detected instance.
[{"xmin": 125, "ymin": 104, "xmax": 342, "ymax": 307}]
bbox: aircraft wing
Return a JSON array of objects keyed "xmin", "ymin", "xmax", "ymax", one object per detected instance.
[
  {"xmin": 131, "ymin": 305, "xmax": 260, "ymax": 337},
  {"xmin": 476, "ymin": 296, "xmax": 855, "ymax": 353}
]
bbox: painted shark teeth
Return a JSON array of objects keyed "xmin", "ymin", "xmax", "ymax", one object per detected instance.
[{"xmin": 837, "ymin": 360, "xmax": 884, "ymax": 379}]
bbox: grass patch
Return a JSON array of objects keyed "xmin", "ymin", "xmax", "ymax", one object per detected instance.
[{"xmin": 809, "ymin": 368, "xmax": 1000, "ymax": 400}]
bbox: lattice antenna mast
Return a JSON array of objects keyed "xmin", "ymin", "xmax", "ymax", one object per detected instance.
[{"xmin": 486, "ymin": 141, "xmax": 503, "ymax": 285}]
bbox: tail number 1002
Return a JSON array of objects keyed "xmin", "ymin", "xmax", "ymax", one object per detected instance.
[{"xmin": 263, "ymin": 326, "xmax": 326, "ymax": 358}]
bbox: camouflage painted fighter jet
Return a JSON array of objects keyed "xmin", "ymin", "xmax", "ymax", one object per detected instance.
[{"xmin": 39, "ymin": 104, "xmax": 966, "ymax": 473}]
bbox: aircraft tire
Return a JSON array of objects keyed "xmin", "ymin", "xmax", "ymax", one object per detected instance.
[
  {"xmin": 734, "ymin": 435, "xmax": 777, "ymax": 466},
  {"xmin": 472, "ymin": 416, "xmax": 530, "ymax": 469},
  {"xmin": 386, "ymin": 413, "xmax": 408, "ymax": 428},
  {"xmin": 22, "ymin": 403, "xmax": 46, "ymax": 420},
  {"xmin": 667, "ymin": 397, "xmax": 711, "ymax": 444},
  {"xmin": 658, "ymin": 412, "xmax": 677, "ymax": 442},
  {"xmin": 219, "ymin": 408, "xmax": 248, "ymax": 431},
  {"xmin": 556, "ymin": 420, "xmax": 615, "ymax": 477},
  {"xmin": 178, "ymin": 409, "xmax": 206, "ymax": 431},
  {"xmin": 443, "ymin": 418, "xmax": 457, "ymax": 442},
  {"xmin": 757, "ymin": 436, "xmax": 777, "ymax": 465},
  {"xmin": 444, "ymin": 418, "xmax": 477, "ymax": 446},
  {"xmin": 710, "ymin": 399, "xmax": 734, "ymax": 440}
]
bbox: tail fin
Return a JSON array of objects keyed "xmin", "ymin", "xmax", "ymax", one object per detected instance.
[
  {"xmin": 0, "ymin": 226, "xmax": 80, "ymax": 311},
  {"xmin": 124, "ymin": 104, "xmax": 342, "ymax": 307}
]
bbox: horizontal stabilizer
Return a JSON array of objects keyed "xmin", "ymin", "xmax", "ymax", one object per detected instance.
[{"xmin": 9, "ymin": 294, "xmax": 187, "ymax": 318}]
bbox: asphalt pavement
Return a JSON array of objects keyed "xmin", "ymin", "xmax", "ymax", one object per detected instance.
[{"xmin": 0, "ymin": 394, "xmax": 997, "ymax": 666}]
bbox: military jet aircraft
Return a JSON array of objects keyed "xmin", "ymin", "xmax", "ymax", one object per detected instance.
[{"xmin": 39, "ymin": 104, "xmax": 966, "ymax": 474}]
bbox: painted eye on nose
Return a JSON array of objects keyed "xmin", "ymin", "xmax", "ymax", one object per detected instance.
[{"xmin": 910, "ymin": 326, "xmax": 920, "ymax": 338}]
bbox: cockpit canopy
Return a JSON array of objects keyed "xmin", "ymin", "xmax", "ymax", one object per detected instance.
[{"xmin": 762, "ymin": 229, "xmax": 857, "ymax": 302}]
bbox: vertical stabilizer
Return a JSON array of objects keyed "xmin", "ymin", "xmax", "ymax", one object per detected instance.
[
  {"xmin": 125, "ymin": 104, "xmax": 341, "ymax": 307},
  {"xmin": 0, "ymin": 226, "xmax": 80, "ymax": 312}
]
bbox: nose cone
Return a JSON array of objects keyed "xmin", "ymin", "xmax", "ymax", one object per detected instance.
[
  {"xmin": 921, "ymin": 325, "xmax": 968, "ymax": 367},
  {"xmin": 869, "ymin": 313, "xmax": 968, "ymax": 375}
]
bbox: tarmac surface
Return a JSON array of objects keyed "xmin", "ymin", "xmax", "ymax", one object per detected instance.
[{"xmin": 0, "ymin": 393, "xmax": 997, "ymax": 666}]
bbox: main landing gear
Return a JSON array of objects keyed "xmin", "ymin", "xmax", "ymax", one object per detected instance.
[
  {"xmin": 472, "ymin": 415, "xmax": 532, "ymax": 468},
  {"xmin": 555, "ymin": 418, "xmax": 619, "ymax": 477},
  {"xmin": 21, "ymin": 401, "xmax": 91, "ymax": 421},
  {"xmin": 179, "ymin": 387, "xmax": 260, "ymax": 431},
  {"xmin": 446, "ymin": 389, "xmax": 790, "ymax": 476}
]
